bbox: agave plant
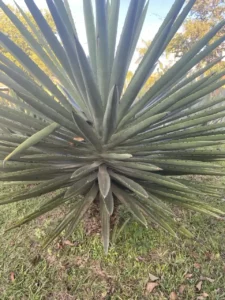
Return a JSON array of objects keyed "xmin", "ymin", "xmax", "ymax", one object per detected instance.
[{"xmin": 1, "ymin": 0, "xmax": 225, "ymax": 253}]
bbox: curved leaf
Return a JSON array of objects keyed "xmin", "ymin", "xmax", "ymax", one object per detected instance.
[
  {"xmin": 98, "ymin": 164, "xmax": 111, "ymax": 198},
  {"xmin": 112, "ymin": 184, "xmax": 147, "ymax": 226},
  {"xmin": 43, "ymin": 183, "xmax": 98, "ymax": 248},
  {"xmin": 102, "ymin": 85, "xmax": 119, "ymax": 143},
  {"xmin": 109, "ymin": 170, "xmax": 148, "ymax": 198},
  {"xmin": 4, "ymin": 123, "xmax": 60, "ymax": 163},
  {"xmin": 72, "ymin": 112, "xmax": 102, "ymax": 151},
  {"xmin": 100, "ymin": 195, "xmax": 110, "ymax": 254}
]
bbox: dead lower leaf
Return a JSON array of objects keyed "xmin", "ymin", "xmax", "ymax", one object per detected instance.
[
  {"xmin": 185, "ymin": 273, "xmax": 193, "ymax": 279},
  {"xmin": 179, "ymin": 284, "xmax": 186, "ymax": 294},
  {"xmin": 10, "ymin": 272, "xmax": 15, "ymax": 282},
  {"xmin": 73, "ymin": 137, "xmax": 84, "ymax": 142},
  {"xmin": 200, "ymin": 276, "xmax": 215, "ymax": 283},
  {"xmin": 145, "ymin": 282, "xmax": 159, "ymax": 295},
  {"xmin": 169, "ymin": 291, "xmax": 178, "ymax": 299},
  {"xmin": 196, "ymin": 281, "xmax": 203, "ymax": 291},
  {"xmin": 149, "ymin": 273, "xmax": 159, "ymax": 281}
]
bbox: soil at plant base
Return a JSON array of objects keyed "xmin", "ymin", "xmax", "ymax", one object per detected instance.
[{"xmin": 83, "ymin": 200, "xmax": 119, "ymax": 236}]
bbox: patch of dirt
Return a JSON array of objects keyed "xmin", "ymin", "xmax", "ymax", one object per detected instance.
[
  {"xmin": 83, "ymin": 201, "xmax": 119, "ymax": 236},
  {"xmin": 83, "ymin": 203, "xmax": 101, "ymax": 235},
  {"xmin": 89, "ymin": 260, "xmax": 115, "ymax": 279}
]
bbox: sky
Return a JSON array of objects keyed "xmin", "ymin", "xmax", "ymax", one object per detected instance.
[{"xmin": 3, "ymin": 0, "xmax": 176, "ymax": 70}]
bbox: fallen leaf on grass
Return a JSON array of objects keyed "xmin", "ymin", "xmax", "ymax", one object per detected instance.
[
  {"xmin": 73, "ymin": 256, "xmax": 87, "ymax": 267},
  {"xmin": 46, "ymin": 254, "xmax": 57, "ymax": 264},
  {"xmin": 194, "ymin": 263, "xmax": 201, "ymax": 269},
  {"xmin": 179, "ymin": 284, "xmax": 186, "ymax": 294},
  {"xmin": 169, "ymin": 291, "xmax": 178, "ymax": 299},
  {"xmin": 200, "ymin": 276, "xmax": 215, "ymax": 283},
  {"xmin": 101, "ymin": 291, "xmax": 108, "ymax": 298},
  {"xmin": 185, "ymin": 273, "xmax": 193, "ymax": 279},
  {"xmin": 205, "ymin": 252, "xmax": 213, "ymax": 261},
  {"xmin": 145, "ymin": 282, "xmax": 159, "ymax": 295},
  {"xmin": 10, "ymin": 272, "xmax": 15, "ymax": 282},
  {"xmin": 136, "ymin": 256, "xmax": 145, "ymax": 262},
  {"xmin": 197, "ymin": 293, "xmax": 209, "ymax": 300},
  {"xmin": 90, "ymin": 262, "xmax": 115, "ymax": 279},
  {"xmin": 56, "ymin": 242, "xmax": 63, "ymax": 250},
  {"xmin": 149, "ymin": 273, "xmax": 159, "ymax": 281},
  {"xmin": 196, "ymin": 281, "xmax": 203, "ymax": 291},
  {"xmin": 202, "ymin": 292, "xmax": 209, "ymax": 298},
  {"xmin": 63, "ymin": 240, "xmax": 75, "ymax": 246}
]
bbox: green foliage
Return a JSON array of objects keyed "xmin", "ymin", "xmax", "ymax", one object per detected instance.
[
  {"xmin": 1, "ymin": 179, "xmax": 225, "ymax": 299},
  {"xmin": 0, "ymin": 3, "xmax": 56, "ymax": 76},
  {"xmin": 0, "ymin": 0, "xmax": 225, "ymax": 253},
  {"xmin": 131, "ymin": 39, "xmax": 166, "ymax": 96},
  {"xmin": 167, "ymin": 0, "xmax": 225, "ymax": 70}
]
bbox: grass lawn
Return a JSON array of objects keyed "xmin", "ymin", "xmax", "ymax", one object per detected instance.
[{"xmin": 0, "ymin": 179, "xmax": 225, "ymax": 300}]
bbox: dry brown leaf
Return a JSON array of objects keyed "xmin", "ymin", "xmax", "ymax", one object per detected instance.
[
  {"xmin": 10, "ymin": 272, "xmax": 15, "ymax": 282},
  {"xmin": 205, "ymin": 252, "xmax": 213, "ymax": 261},
  {"xmin": 202, "ymin": 292, "xmax": 209, "ymax": 298},
  {"xmin": 197, "ymin": 294, "xmax": 209, "ymax": 300},
  {"xmin": 74, "ymin": 255, "xmax": 89, "ymax": 267},
  {"xmin": 169, "ymin": 291, "xmax": 178, "ymax": 299},
  {"xmin": 179, "ymin": 284, "xmax": 186, "ymax": 294},
  {"xmin": 63, "ymin": 240, "xmax": 74, "ymax": 246},
  {"xmin": 185, "ymin": 273, "xmax": 193, "ymax": 279},
  {"xmin": 56, "ymin": 242, "xmax": 63, "ymax": 250},
  {"xmin": 46, "ymin": 254, "xmax": 57, "ymax": 264},
  {"xmin": 196, "ymin": 281, "xmax": 203, "ymax": 291},
  {"xmin": 101, "ymin": 291, "xmax": 108, "ymax": 298},
  {"xmin": 149, "ymin": 273, "xmax": 159, "ymax": 281},
  {"xmin": 73, "ymin": 137, "xmax": 84, "ymax": 142},
  {"xmin": 136, "ymin": 256, "xmax": 145, "ymax": 262},
  {"xmin": 200, "ymin": 276, "xmax": 215, "ymax": 283},
  {"xmin": 194, "ymin": 263, "xmax": 201, "ymax": 269},
  {"xmin": 145, "ymin": 282, "xmax": 159, "ymax": 295},
  {"xmin": 90, "ymin": 262, "xmax": 115, "ymax": 279}
]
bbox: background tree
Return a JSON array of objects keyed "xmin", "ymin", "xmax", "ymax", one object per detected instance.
[
  {"xmin": 167, "ymin": 0, "xmax": 225, "ymax": 70},
  {"xmin": 0, "ymin": 5, "xmax": 56, "ymax": 75},
  {"xmin": 136, "ymin": 39, "xmax": 151, "ymax": 64},
  {"xmin": 134, "ymin": 39, "xmax": 167, "ymax": 95},
  {"xmin": 124, "ymin": 70, "xmax": 134, "ymax": 91},
  {"xmin": 126, "ymin": 0, "xmax": 225, "ymax": 99},
  {"xmin": 190, "ymin": 0, "xmax": 225, "ymax": 21}
]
